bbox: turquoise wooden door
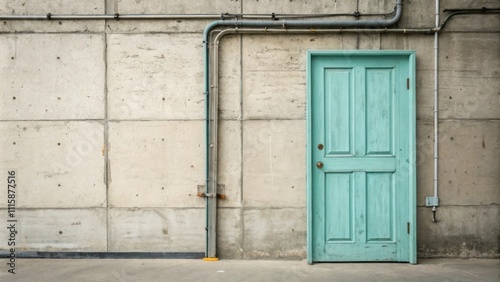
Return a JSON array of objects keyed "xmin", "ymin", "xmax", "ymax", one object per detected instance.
[{"xmin": 307, "ymin": 51, "xmax": 416, "ymax": 263}]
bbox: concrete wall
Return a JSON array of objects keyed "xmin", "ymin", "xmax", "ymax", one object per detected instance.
[{"xmin": 0, "ymin": 0, "xmax": 498, "ymax": 259}]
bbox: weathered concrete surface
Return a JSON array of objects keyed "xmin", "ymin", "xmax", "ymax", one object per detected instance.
[
  {"xmin": 217, "ymin": 208, "xmax": 244, "ymax": 259},
  {"xmin": 218, "ymin": 121, "xmax": 242, "ymax": 208},
  {"xmin": 115, "ymin": 0, "xmax": 240, "ymax": 14},
  {"xmin": 416, "ymin": 119, "xmax": 500, "ymax": 258},
  {"xmin": 106, "ymin": 0, "xmax": 240, "ymax": 33},
  {"xmin": 242, "ymin": 0, "xmax": 355, "ymax": 14},
  {"xmin": 242, "ymin": 34, "xmax": 357, "ymax": 120},
  {"xmin": 438, "ymin": 120, "xmax": 500, "ymax": 206},
  {"xmin": 107, "ymin": 33, "xmax": 205, "ymax": 120},
  {"xmin": 243, "ymin": 208, "xmax": 306, "ymax": 259},
  {"xmin": 414, "ymin": 70, "xmax": 434, "ymax": 120},
  {"xmin": 0, "ymin": 34, "xmax": 105, "ymax": 120},
  {"xmin": 243, "ymin": 120, "xmax": 306, "ymax": 208},
  {"xmin": 358, "ymin": 33, "xmax": 381, "ymax": 50},
  {"xmin": 0, "ymin": 0, "xmax": 103, "ymax": 14},
  {"xmin": 108, "ymin": 208, "xmax": 204, "ymax": 252},
  {"xmin": 0, "ymin": 121, "xmax": 106, "ymax": 208},
  {"xmin": 416, "ymin": 120, "xmax": 500, "ymax": 206},
  {"xmin": 438, "ymin": 33, "xmax": 500, "ymax": 120},
  {"xmin": 1, "ymin": 258, "xmax": 500, "ymax": 282},
  {"xmin": 218, "ymin": 35, "xmax": 242, "ymax": 121},
  {"xmin": 418, "ymin": 206, "xmax": 500, "ymax": 258},
  {"xmin": 416, "ymin": 121, "xmax": 435, "ymax": 206},
  {"xmin": 0, "ymin": 208, "xmax": 106, "ymax": 252},
  {"xmin": 108, "ymin": 121, "xmax": 204, "ymax": 208},
  {"xmin": 0, "ymin": 0, "xmax": 104, "ymax": 33},
  {"xmin": 243, "ymin": 70, "xmax": 306, "ymax": 119}
]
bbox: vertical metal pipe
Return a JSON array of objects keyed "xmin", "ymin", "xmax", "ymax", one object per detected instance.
[
  {"xmin": 208, "ymin": 31, "xmax": 221, "ymax": 259},
  {"xmin": 203, "ymin": 26, "xmax": 212, "ymax": 257},
  {"xmin": 203, "ymin": 20, "xmax": 220, "ymax": 259},
  {"xmin": 433, "ymin": 0, "xmax": 440, "ymax": 216}
]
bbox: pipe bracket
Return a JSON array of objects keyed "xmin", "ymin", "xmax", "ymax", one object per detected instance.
[{"xmin": 197, "ymin": 184, "xmax": 226, "ymax": 199}]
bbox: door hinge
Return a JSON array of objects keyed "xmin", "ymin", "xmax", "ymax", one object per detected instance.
[
  {"xmin": 407, "ymin": 222, "xmax": 410, "ymax": 234},
  {"xmin": 406, "ymin": 78, "xmax": 410, "ymax": 90}
]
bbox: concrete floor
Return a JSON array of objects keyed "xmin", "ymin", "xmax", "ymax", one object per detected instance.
[{"xmin": 0, "ymin": 258, "xmax": 498, "ymax": 282}]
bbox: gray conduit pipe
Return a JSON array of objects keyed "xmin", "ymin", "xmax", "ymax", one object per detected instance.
[
  {"xmin": 0, "ymin": 11, "xmax": 406, "ymax": 21},
  {"xmin": 203, "ymin": 0, "xmax": 405, "ymax": 259},
  {"xmin": 0, "ymin": 14, "xmax": 226, "ymax": 20},
  {"xmin": 432, "ymin": 0, "xmax": 440, "ymax": 223}
]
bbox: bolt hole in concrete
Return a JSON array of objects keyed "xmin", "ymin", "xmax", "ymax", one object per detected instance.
[
  {"xmin": 12, "ymin": 142, "xmax": 16, "ymax": 145},
  {"xmin": 57, "ymin": 143, "xmax": 61, "ymax": 146},
  {"xmin": 59, "ymin": 231, "xmax": 63, "ymax": 235},
  {"xmin": 11, "ymin": 56, "xmax": 14, "ymax": 60},
  {"xmin": 12, "ymin": 96, "xmax": 16, "ymax": 100}
]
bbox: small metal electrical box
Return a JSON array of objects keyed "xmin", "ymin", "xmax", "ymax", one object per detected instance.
[{"xmin": 425, "ymin": 196, "xmax": 439, "ymax": 206}]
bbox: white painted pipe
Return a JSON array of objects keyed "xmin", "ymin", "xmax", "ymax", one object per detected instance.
[{"xmin": 433, "ymin": 0, "xmax": 440, "ymax": 216}]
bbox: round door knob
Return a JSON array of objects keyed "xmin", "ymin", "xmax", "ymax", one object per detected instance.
[{"xmin": 316, "ymin": 161, "xmax": 323, "ymax": 169}]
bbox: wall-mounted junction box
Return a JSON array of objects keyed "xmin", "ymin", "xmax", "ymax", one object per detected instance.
[{"xmin": 425, "ymin": 196, "xmax": 439, "ymax": 206}]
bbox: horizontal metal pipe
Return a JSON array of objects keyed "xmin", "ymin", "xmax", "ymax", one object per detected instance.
[
  {"xmin": 235, "ymin": 13, "xmax": 395, "ymax": 19},
  {"xmin": 441, "ymin": 9, "xmax": 500, "ymax": 28},
  {"xmin": 0, "ymin": 10, "xmax": 402, "ymax": 21},
  {"xmin": 443, "ymin": 8, "xmax": 500, "ymax": 13},
  {"xmin": 0, "ymin": 14, "xmax": 229, "ymax": 20},
  {"xmin": 204, "ymin": 1, "xmax": 402, "ymax": 40},
  {"xmin": 215, "ymin": 27, "xmax": 436, "ymax": 36}
]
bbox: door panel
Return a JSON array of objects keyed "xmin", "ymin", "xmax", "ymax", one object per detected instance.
[
  {"xmin": 325, "ymin": 173, "xmax": 353, "ymax": 242},
  {"xmin": 307, "ymin": 51, "xmax": 416, "ymax": 263},
  {"xmin": 366, "ymin": 68, "xmax": 393, "ymax": 155},
  {"xmin": 366, "ymin": 172, "xmax": 394, "ymax": 242},
  {"xmin": 325, "ymin": 69, "xmax": 353, "ymax": 155}
]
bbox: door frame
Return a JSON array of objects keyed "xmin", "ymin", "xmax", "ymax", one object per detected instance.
[{"xmin": 306, "ymin": 50, "xmax": 417, "ymax": 264}]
